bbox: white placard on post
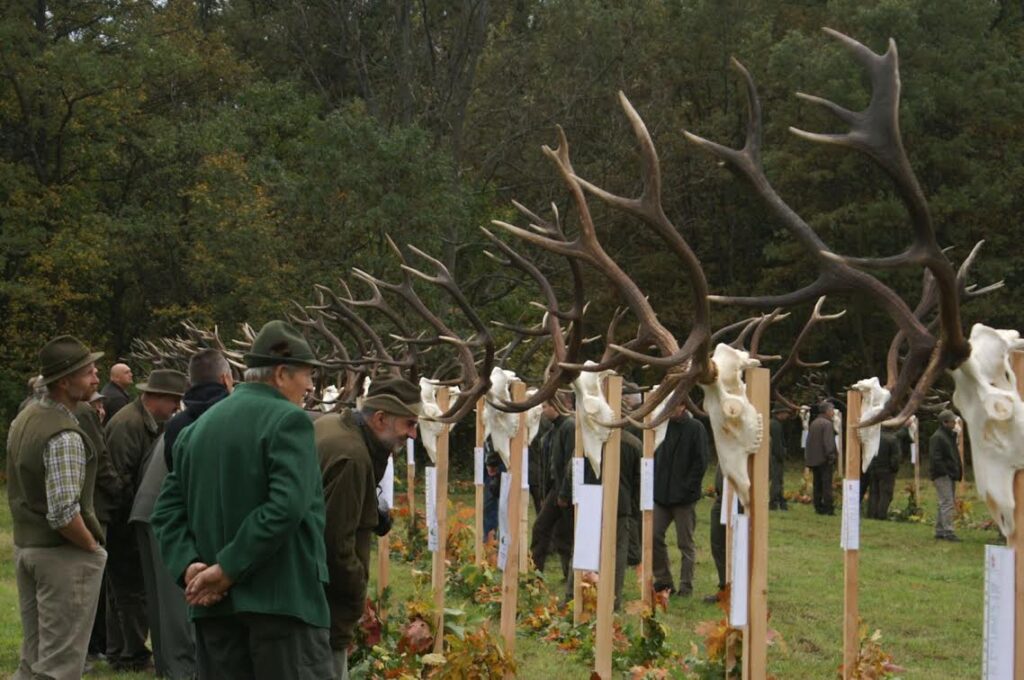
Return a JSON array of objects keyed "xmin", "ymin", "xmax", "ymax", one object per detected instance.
[
  {"xmin": 425, "ymin": 467, "xmax": 438, "ymax": 552},
  {"xmin": 801, "ymin": 430, "xmax": 808, "ymax": 449},
  {"xmin": 381, "ymin": 455, "xmax": 395, "ymax": 509},
  {"xmin": 729, "ymin": 513, "xmax": 750, "ymax": 627},
  {"xmin": 640, "ymin": 458, "xmax": 655, "ymax": 511},
  {"xmin": 720, "ymin": 479, "xmax": 732, "ymax": 526},
  {"xmin": 572, "ymin": 484, "xmax": 603, "ymax": 572},
  {"xmin": 406, "ymin": 437, "xmax": 415, "ymax": 466},
  {"xmin": 983, "ymin": 545, "xmax": 1015, "ymax": 680},
  {"xmin": 840, "ymin": 480, "xmax": 860, "ymax": 551},
  {"xmin": 910, "ymin": 442, "xmax": 918, "ymax": 465},
  {"xmin": 473, "ymin": 446, "xmax": 484, "ymax": 486},
  {"xmin": 521, "ymin": 447, "xmax": 529, "ymax": 490},
  {"xmin": 497, "ymin": 472, "xmax": 510, "ymax": 570},
  {"xmin": 572, "ymin": 458, "xmax": 584, "ymax": 505}
]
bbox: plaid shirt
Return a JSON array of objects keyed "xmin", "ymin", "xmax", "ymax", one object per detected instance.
[{"xmin": 40, "ymin": 397, "xmax": 88, "ymax": 529}]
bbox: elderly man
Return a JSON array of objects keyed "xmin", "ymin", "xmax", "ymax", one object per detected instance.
[
  {"xmin": 100, "ymin": 363, "xmax": 134, "ymax": 423},
  {"xmin": 805, "ymin": 401, "xmax": 838, "ymax": 516},
  {"xmin": 152, "ymin": 321, "xmax": 332, "ymax": 679},
  {"xmin": 930, "ymin": 410, "xmax": 962, "ymax": 541},
  {"xmin": 7, "ymin": 336, "xmax": 107, "ymax": 679},
  {"xmin": 315, "ymin": 377, "xmax": 421, "ymax": 679},
  {"xmin": 104, "ymin": 368, "xmax": 187, "ymax": 672}
]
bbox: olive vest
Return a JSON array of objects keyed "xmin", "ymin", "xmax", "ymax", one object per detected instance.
[{"xmin": 6, "ymin": 400, "xmax": 103, "ymax": 547}]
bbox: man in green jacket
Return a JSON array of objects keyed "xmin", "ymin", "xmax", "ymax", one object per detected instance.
[
  {"xmin": 315, "ymin": 377, "xmax": 421, "ymax": 680},
  {"xmin": 865, "ymin": 427, "xmax": 900, "ymax": 520},
  {"xmin": 929, "ymin": 410, "xmax": 962, "ymax": 541},
  {"xmin": 152, "ymin": 320, "xmax": 333, "ymax": 680},
  {"xmin": 7, "ymin": 336, "xmax": 107, "ymax": 679},
  {"xmin": 769, "ymin": 407, "xmax": 790, "ymax": 511}
]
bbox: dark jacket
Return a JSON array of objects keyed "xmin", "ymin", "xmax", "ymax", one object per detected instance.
[
  {"xmin": 151, "ymin": 382, "xmax": 329, "ymax": 628},
  {"xmin": 104, "ymin": 397, "xmax": 161, "ymax": 513},
  {"xmin": 805, "ymin": 414, "xmax": 837, "ymax": 467},
  {"xmin": 769, "ymin": 418, "xmax": 785, "ymax": 461},
  {"xmin": 550, "ymin": 416, "xmax": 576, "ymax": 502},
  {"xmin": 100, "ymin": 382, "xmax": 131, "ymax": 424},
  {"xmin": 314, "ymin": 409, "xmax": 391, "ymax": 650},
  {"xmin": 528, "ymin": 417, "xmax": 554, "ymax": 497},
  {"xmin": 929, "ymin": 425, "xmax": 961, "ymax": 481},
  {"xmin": 561, "ymin": 431, "xmax": 642, "ymax": 519},
  {"xmin": 867, "ymin": 430, "xmax": 900, "ymax": 475},
  {"xmin": 164, "ymin": 383, "xmax": 231, "ymax": 471},
  {"xmin": 74, "ymin": 403, "xmax": 120, "ymax": 524},
  {"xmin": 653, "ymin": 414, "xmax": 709, "ymax": 507}
]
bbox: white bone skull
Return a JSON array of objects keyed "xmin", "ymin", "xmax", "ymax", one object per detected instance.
[
  {"xmin": 320, "ymin": 384, "xmax": 341, "ymax": 413},
  {"xmin": 832, "ymin": 408, "xmax": 843, "ymax": 459},
  {"xmin": 572, "ymin": 361, "xmax": 615, "ymax": 478},
  {"xmin": 852, "ymin": 377, "xmax": 891, "ymax": 473},
  {"xmin": 418, "ymin": 378, "xmax": 453, "ymax": 464},
  {"xmin": 950, "ymin": 323, "xmax": 1024, "ymax": 537},
  {"xmin": 799, "ymin": 404, "xmax": 811, "ymax": 448},
  {"xmin": 701, "ymin": 344, "xmax": 763, "ymax": 508},
  {"xmin": 483, "ymin": 367, "xmax": 520, "ymax": 468}
]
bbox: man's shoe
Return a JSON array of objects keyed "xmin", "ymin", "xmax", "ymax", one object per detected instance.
[
  {"xmin": 779, "ymin": 502, "xmax": 789, "ymax": 511},
  {"xmin": 769, "ymin": 502, "xmax": 779, "ymax": 511},
  {"xmin": 653, "ymin": 583, "xmax": 675, "ymax": 595},
  {"xmin": 702, "ymin": 593, "xmax": 720, "ymax": 604},
  {"xmin": 945, "ymin": 534, "xmax": 962, "ymax": 542},
  {"xmin": 676, "ymin": 589, "xmax": 693, "ymax": 598}
]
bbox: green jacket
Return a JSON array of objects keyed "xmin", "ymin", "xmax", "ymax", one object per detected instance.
[
  {"xmin": 769, "ymin": 418, "xmax": 785, "ymax": 461},
  {"xmin": 74, "ymin": 403, "xmax": 120, "ymax": 524},
  {"xmin": 151, "ymin": 382, "xmax": 329, "ymax": 628},
  {"xmin": 105, "ymin": 398, "xmax": 161, "ymax": 513},
  {"xmin": 314, "ymin": 409, "xmax": 391, "ymax": 649},
  {"xmin": 928, "ymin": 426, "xmax": 961, "ymax": 481},
  {"xmin": 559, "ymin": 430, "xmax": 642, "ymax": 519},
  {"xmin": 867, "ymin": 430, "xmax": 900, "ymax": 475}
]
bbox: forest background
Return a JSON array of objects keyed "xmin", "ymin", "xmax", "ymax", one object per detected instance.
[{"xmin": 2, "ymin": 0, "xmax": 1023, "ymax": 454}]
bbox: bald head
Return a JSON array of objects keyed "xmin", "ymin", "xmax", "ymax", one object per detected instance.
[{"xmin": 110, "ymin": 363, "xmax": 133, "ymax": 389}]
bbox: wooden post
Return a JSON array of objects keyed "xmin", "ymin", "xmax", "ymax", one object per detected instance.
[
  {"xmin": 499, "ymin": 382, "xmax": 527, "ymax": 674},
  {"xmin": 432, "ymin": 388, "xmax": 451, "ymax": 653},
  {"xmin": 594, "ymin": 375, "xmax": 622, "ymax": 680},
  {"xmin": 743, "ymin": 367, "xmax": 770, "ymax": 680},
  {"xmin": 573, "ymin": 415, "xmax": 585, "ymax": 625},
  {"xmin": 842, "ymin": 390, "xmax": 862, "ymax": 680},
  {"xmin": 475, "ymin": 397, "xmax": 486, "ymax": 564},
  {"xmin": 640, "ymin": 395, "xmax": 655, "ymax": 617},
  {"xmin": 1009, "ymin": 352, "xmax": 1024, "ymax": 679}
]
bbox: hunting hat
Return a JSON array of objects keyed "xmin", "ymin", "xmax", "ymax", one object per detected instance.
[
  {"xmin": 243, "ymin": 320, "xmax": 324, "ymax": 368},
  {"xmin": 362, "ymin": 378, "xmax": 422, "ymax": 418},
  {"xmin": 938, "ymin": 409, "xmax": 957, "ymax": 423},
  {"xmin": 137, "ymin": 369, "xmax": 188, "ymax": 397},
  {"xmin": 39, "ymin": 336, "xmax": 104, "ymax": 386}
]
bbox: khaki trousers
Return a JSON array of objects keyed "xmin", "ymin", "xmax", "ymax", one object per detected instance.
[
  {"xmin": 14, "ymin": 544, "xmax": 107, "ymax": 680},
  {"xmin": 652, "ymin": 502, "xmax": 697, "ymax": 595},
  {"xmin": 934, "ymin": 475, "xmax": 956, "ymax": 537}
]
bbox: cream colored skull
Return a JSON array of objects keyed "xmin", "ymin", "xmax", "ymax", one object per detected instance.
[
  {"xmin": 852, "ymin": 377, "xmax": 891, "ymax": 473},
  {"xmin": 418, "ymin": 378, "xmax": 452, "ymax": 464},
  {"xmin": 701, "ymin": 344, "xmax": 762, "ymax": 507},
  {"xmin": 483, "ymin": 367, "xmax": 520, "ymax": 468},
  {"xmin": 572, "ymin": 362, "xmax": 615, "ymax": 478},
  {"xmin": 950, "ymin": 323, "xmax": 1024, "ymax": 537},
  {"xmin": 320, "ymin": 384, "xmax": 340, "ymax": 413}
]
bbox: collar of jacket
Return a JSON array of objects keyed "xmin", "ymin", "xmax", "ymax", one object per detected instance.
[
  {"xmin": 134, "ymin": 397, "xmax": 159, "ymax": 435},
  {"xmin": 352, "ymin": 411, "xmax": 394, "ymax": 467},
  {"xmin": 233, "ymin": 381, "xmax": 293, "ymax": 403},
  {"xmin": 183, "ymin": 382, "xmax": 231, "ymax": 411}
]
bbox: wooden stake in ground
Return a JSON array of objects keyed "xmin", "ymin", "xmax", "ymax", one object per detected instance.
[
  {"xmin": 475, "ymin": 397, "xmax": 485, "ymax": 564},
  {"xmin": 640, "ymin": 395, "xmax": 655, "ymax": 618},
  {"xmin": 1010, "ymin": 351, "xmax": 1024, "ymax": 679},
  {"xmin": 842, "ymin": 390, "xmax": 862, "ymax": 680},
  {"xmin": 499, "ymin": 381, "xmax": 527, "ymax": 674},
  {"xmin": 432, "ymin": 388, "xmax": 451, "ymax": 653},
  {"xmin": 594, "ymin": 375, "xmax": 623, "ymax": 680},
  {"xmin": 742, "ymin": 367, "xmax": 770, "ymax": 680},
  {"xmin": 573, "ymin": 414, "xmax": 585, "ymax": 625}
]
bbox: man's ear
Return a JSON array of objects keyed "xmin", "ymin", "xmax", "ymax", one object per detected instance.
[{"xmin": 220, "ymin": 372, "xmax": 234, "ymax": 393}]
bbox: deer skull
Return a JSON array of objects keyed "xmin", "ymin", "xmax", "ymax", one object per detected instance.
[
  {"xmin": 418, "ymin": 378, "xmax": 452, "ymax": 464},
  {"xmin": 950, "ymin": 323, "xmax": 1024, "ymax": 537},
  {"xmin": 853, "ymin": 377, "xmax": 891, "ymax": 473},
  {"xmin": 483, "ymin": 366, "xmax": 520, "ymax": 468},
  {"xmin": 702, "ymin": 344, "xmax": 763, "ymax": 507},
  {"xmin": 572, "ymin": 361, "xmax": 614, "ymax": 478},
  {"xmin": 320, "ymin": 384, "xmax": 341, "ymax": 413}
]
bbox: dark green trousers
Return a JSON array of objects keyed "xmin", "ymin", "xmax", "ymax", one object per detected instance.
[
  {"xmin": 709, "ymin": 496, "xmax": 726, "ymax": 590},
  {"xmin": 195, "ymin": 613, "xmax": 333, "ymax": 680},
  {"xmin": 135, "ymin": 523, "xmax": 195, "ymax": 679}
]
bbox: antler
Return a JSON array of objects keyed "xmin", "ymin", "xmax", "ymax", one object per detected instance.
[{"xmin": 769, "ymin": 297, "xmax": 846, "ymax": 410}]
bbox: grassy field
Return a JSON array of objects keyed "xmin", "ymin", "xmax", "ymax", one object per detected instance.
[{"xmin": 0, "ymin": 463, "xmax": 1002, "ymax": 679}]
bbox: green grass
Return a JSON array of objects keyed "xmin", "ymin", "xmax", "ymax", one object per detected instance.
[{"xmin": 0, "ymin": 464, "xmax": 1001, "ymax": 679}]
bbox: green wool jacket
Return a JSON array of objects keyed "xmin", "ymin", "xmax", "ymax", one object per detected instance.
[
  {"xmin": 105, "ymin": 398, "xmax": 161, "ymax": 513},
  {"xmin": 151, "ymin": 382, "xmax": 329, "ymax": 628},
  {"xmin": 653, "ymin": 414, "xmax": 709, "ymax": 507},
  {"xmin": 74, "ymin": 403, "xmax": 120, "ymax": 524},
  {"xmin": 928, "ymin": 426, "xmax": 962, "ymax": 482},
  {"xmin": 314, "ymin": 409, "xmax": 391, "ymax": 650}
]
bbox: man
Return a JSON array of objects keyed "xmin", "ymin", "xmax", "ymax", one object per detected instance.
[
  {"xmin": 805, "ymin": 401, "xmax": 838, "ymax": 515},
  {"xmin": 865, "ymin": 427, "xmax": 900, "ymax": 520},
  {"xmin": 104, "ymin": 368, "xmax": 187, "ymax": 672},
  {"xmin": 132, "ymin": 349, "xmax": 233, "ymax": 679},
  {"xmin": 527, "ymin": 414, "xmax": 553, "ymax": 514},
  {"xmin": 930, "ymin": 410, "xmax": 962, "ymax": 541},
  {"xmin": 7, "ymin": 335, "xmax": 107, "ymax": 679},
  {"xmin": 704, "ymin": 467, "xmax": 727, "ymax": 604},
  {"xmin": 769, "ymin": 406, "xmax": 790, "ymax": 511},
  {"xmin": 88, "ymin": 391, "xmax": 107, "ymax": 423},
  {"xmin": 152, "ymin": 320, "xmax": 332, "ymax": 679},
  {"xmin": 651, "ymin": 404, "xmax": 709, "ymax": 597},
  {"xmin": 315, "ymin": 377, "xmax": 421, "ymax": 679},
  {"xmin": 17, "ymin": 375, "xmax": 46, "ymax": 414},
  {"xmin": 529, "ymin": 399, "xmax": 575, "ymax": 578},
  {"xmin": 100, "ymin": 363, "xmax": 134, "ymax": 423}
]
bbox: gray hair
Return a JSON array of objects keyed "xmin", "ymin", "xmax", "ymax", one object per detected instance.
[
  {"xmin": 243, "ymin": 364, "xmax": 308, "ymax": 383},
  {"xmin": 189, "ymin": 349, "xmax": 231, "ymax": 385}
]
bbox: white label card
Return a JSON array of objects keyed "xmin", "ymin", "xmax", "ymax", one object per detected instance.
[
  {"xmin": 406, "ymin": 438, "xmax": 415, "ymax": 466},
  {"xmin": 521, "ymin": 446, "xmax": 529, "ymax": 490},
  {"xmin": 380, "ymin": 455, "xmax": 394, "ymax": 509},
  {"xmin": 425, "ymin": 467, "xmax": 438, "ymax": 552},
  {"xmin": 497, "ymin": 472, "xmax": 510, "ymax": 570},
  {"xmin": 572, "ymin": 484, "xmax": 602, "ymax": 572},
  {"xmin": 473, "ymin": 446, "xmax": 484, "ymax": 486},
  {"xmin": 729, "ymin": 513, "xmax": 749, "ymax": 627},
  {"xmin": 910, "ymin": 442, "xmax": 918, "ymax": 466},
  {"xmin": 983, "ymin": 545, "xmax": 1015, "ymax": 680},
  {"xmin": 640, "ymin": 459, "xmax": 655, "ymax": 511},
  {"xmin": 840, "ymin": 480, "xmax": 860, "ymax": 551},
  {"xmin": 572, "ymin": 458, "xmax": 584, "ymax": 505},
  {"xmin": 801, "ymin": 430, "xmax": 808, "ymax": 449},
  {"xmin": 719, "ymin": 479, "xmax": 732, "ymax": 526}
]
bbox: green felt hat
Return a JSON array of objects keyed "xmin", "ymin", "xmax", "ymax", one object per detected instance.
[
  {"xmin": 137, "ymin": 369, "xmax": 188, "ymax": 397},
  {"xmin": 362, "ymin": 377, "xmax": 422, "ymax": 417},
  {"xmin": 243, "ymin": 320, "xmax": 324, "ymax": 368},
  {"xmin": 39, "ymin": 336, "xmax": 105, "ymax": 386}
]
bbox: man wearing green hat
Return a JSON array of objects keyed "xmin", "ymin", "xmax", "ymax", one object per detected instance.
[
  {"xmin": 6, "ymin": 336, "xmax": 108, "ymax": 679},
  {"xmin": 315, "ymin": 376, "xmax": 422, "ymax": 679},
  {"xmin": 152, "ymin": 320, "xmax": 333, "ymax": 679},
  {"xmin": 103, "ymin": 368, "xmax": 188, "ymax": 672},
  {"xmin": 929, "ymin": 409, "xmax": 962, "ymax": 542}
]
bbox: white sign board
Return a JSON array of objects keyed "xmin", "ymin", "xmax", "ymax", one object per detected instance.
[
  {"xmin": 521, "ymin": 446, "xmax": 529, "ymax": 490},
  {"xmin": 801, "ymin": 430, "xmax": 808, "ymax": 449},
  {"xmin": 640, "ymin": 459, "xmax": 655, "ymax": 511},
  {"xmin": 406, "ymin": 437, "xmax": 415, "ymax": 466},
  {"xmin": 497, "ymin": 472, "xmax": 511, "ymax": 570},
  {"xmin": 425, "ymin": 467, "xmax": 438, "ymax": 552},
  {"xmin": 983, "ymin": 545, "xmax": 1015, "ymax": 680},
  {"xmin": 572, "ymin": 458, "xmax": 584, "ymax": 505},
  {"xmin": 729, "ymin": 513, "xmax": 750, "ymax": 627},
  {"xmin": 910, "ymin": 442, "xmax": 918, "ymax": 466},
  {"xmin": 380, "ymin": 455, "xmax": 394, "ymax": 509},
  {"xmin": 572, "ymin": 484, "xmax": 603, "ymax": 572},
  {"xmin": 473, "ymin": 446, "xmax": 484, "ymax": 486},
  {"xmin": 840, "ymin": 480, "xmax": 860, "ymax": 551}
]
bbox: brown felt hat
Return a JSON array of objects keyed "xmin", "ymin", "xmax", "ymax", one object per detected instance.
[
  {"xmin": 938, "ymin": 409, "xmax": 957, "ymax": 423},
  {"xmin": 362, "ymin": 378, "xmax": 422, "ymax": 417},
  {"xmin": 243, "ymin": 320, "xmax": 324, "ymax": 368},
  {"xmin": 137, "ymin": 369, "xmax": 188, "ymax": 397},
  {"xmin": 39, "ymin": 336, "xmax": 105, "ymax": 386}
]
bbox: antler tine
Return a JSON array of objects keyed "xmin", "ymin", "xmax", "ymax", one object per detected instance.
[
  {"xmin": 710, "ymin": 315, "xmax": 761, "ymax": 344},
  {"xmin": 771, "ymin": 296, "xmax": 845, "ymax": 392},
  {"xmin": 748, "ymin": 308, "xmax": 791, "ymax": 362}
]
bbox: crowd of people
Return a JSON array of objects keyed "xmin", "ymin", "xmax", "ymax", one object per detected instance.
[{"xmin": 6, "ymin": 324, "xmax": 967, "ymax": 679}]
